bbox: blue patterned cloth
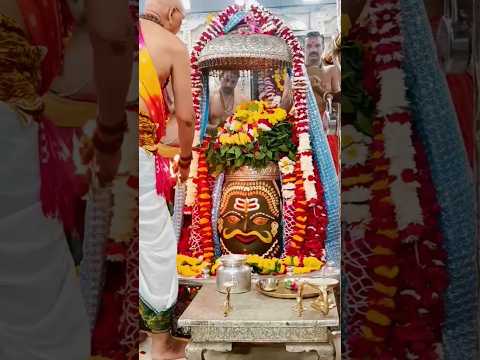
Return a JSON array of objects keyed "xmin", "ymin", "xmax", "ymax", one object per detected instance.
[
  {"xmin": 400, "ymin": 1, "xmax": 478, "ymax": 358},
  {"xmin": 224, "ymin": 11, "xmax": 247, "ymax": 33},
  {"xmin": 199, "ymin": 74, "xmax": 210, "ymax": 142},
  {"xmin": 305, "ymin": 75, "xmax": 341, "ymax": 266},
  {"xmin": 211, "ymin": 173, "xmax": 225, "ymax": 257}
]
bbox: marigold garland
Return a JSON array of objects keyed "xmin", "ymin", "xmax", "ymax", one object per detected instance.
[
  {"xmin": 192, "ymin": 149, "xmax": 215, "ymax": 262},
  {"xmin": 176, "ymin": 254, "xmax": 324, "ymax": 278}
]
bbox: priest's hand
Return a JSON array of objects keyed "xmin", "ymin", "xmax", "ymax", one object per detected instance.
[
  {"xmin": 178, "ymin": 165, "xmax": 190, "ymax": 184},
  {"xmin": 96, "ymin": 148, "xmax": 121, "ymax": 185},
  {"xmin": 92, "ymin": 123, "xmax": 124, "ymax": 186},
  {"xmin": 173, "ymin": 153, "xmax": 191, "ymax": 184}
]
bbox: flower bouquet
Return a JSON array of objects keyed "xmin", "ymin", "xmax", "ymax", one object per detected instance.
[{"xmin": 206, "ymin": 100, "xmax": 297, "ymax": 174}]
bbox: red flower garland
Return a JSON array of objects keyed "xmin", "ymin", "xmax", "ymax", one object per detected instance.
[
  {"xmin": 347, "ymin": 0, "xmax": 448, "ymax": 358},
  {"xmin": 192, "ymin": 148, "xmax": 215, "ymax": 262}
]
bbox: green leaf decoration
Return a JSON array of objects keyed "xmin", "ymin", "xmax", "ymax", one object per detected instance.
[{"xmin": 206, "ymin": 110, "xmax": 297, "ymax": 173}]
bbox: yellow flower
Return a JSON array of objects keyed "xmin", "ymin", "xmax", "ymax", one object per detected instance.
[
  {"xmin": 205, "ymin": 13, "xmax": 217, "ymax": 25},
  {"xmin": 249, "ymin": 112, "xmax": 261, "ymax": 124},
  {"xmin": 361, "ymin": 326, "xmax": 383, "ymax": 343},
  {"xmin": 176, "ymin": 254, "xmax": 204, "ymax": 269},
  {"xmin": 232, "ymin": 120, "xmax": 242, "ymax": 132},
  {"xmin": 246, "ymin": 254, "xmax": 263, "ymax": 266},
  {"xmin": 260, "ymin": 259, "xmax": 276, "ymax": 274},
  {"xmin": 238, "ymin": 132, "xmax": 251, "ymax": 145},
  {"xmin": 282, "ymin": 256, "xmax": 300, "ymax": 266},
  {"xmin": 366, "ymin": 310, "xmax": 391, "ymax": 327},
  {"xmin": 219, "ymin": 134, "xmax": 228, "ymax": 145},
  {"xmin": 266, "ymin": 259, "xmax": 277, "ymax": 271},
  {"xmin": 176, "ymin": 254, "xmax": 188, "ymax": 265},
  {"xmin": 178, "ymin": 264, "xmax": 201, "ymax": 277},
  {"xmin": 293, "ymin": 266, "xmax": 314, "ymax": 275},
  {"xmin": 303, "ymin": 257, "xmax": 323, "ymax": 270},
  {"xmin": 374, "ymin": 265, "xmax": 399, "ymax": 279},
  {"xmin": 231, "ymin": 133, "xmax": 240, "ymax": 145},
  {"xmin": 256, "ymin": 100, "xmax": 265, "ymax": 111},
  {"xmin": 211, "ymin": 262, "xmax": 220, "ymax": 275},
  {"xmin": 235, "ymin": 109, "xmax": 250, "ymax": 121},
  {"xmin": 236, "ymin": 102, "xmax": 249, "ymax": 112},
  {"xmin": 275, "ymin": 108, "xmax": 287, "ymax": 119}
]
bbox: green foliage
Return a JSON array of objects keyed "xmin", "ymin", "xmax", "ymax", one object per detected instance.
[
  {"xmin": 206, "ymin": 122, "xmax": 297, "ymax": 175},
  {"xmin": 341, "ymin": 39, "xmax": 375, "ymax": 136}
]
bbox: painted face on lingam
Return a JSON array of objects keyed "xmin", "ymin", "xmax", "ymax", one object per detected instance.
[{"xmin": 218, "ymin": 181, "xmax": 281, "ymax": 257}]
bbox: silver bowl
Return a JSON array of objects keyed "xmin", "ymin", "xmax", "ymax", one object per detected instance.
[{"xmin": 258, "ymin": 278, "xmax": 279, "ymax": 292}]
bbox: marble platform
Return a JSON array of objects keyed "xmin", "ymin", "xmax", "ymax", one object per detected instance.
[{"xmin": 178, "ymin": 284, "xmax": 338, "ymax": 360}]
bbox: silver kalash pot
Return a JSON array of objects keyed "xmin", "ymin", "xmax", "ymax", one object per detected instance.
[{"xmin": 216, "ymin": 255, "xmax": 252, "ymax": 294}]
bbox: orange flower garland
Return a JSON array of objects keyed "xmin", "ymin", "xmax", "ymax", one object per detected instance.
[
  {"xmin": 193, "ymin": 148, "xmax": 215, "ymax": 262},
  {"xmin": 288, "ymin": 158, "xmax": 307, "ymax": 255}
]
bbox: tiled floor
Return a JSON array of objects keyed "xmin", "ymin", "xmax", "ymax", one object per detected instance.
[{"xmin": 139, "ymin": 335, "xmax": 340, "ymax": 359}]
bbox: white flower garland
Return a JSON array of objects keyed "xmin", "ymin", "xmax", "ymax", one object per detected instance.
[
  {"xmin": 371, "ymin": 7, "xmax": 424, "ymax": 232},
  {"xmin": 377, "ymin": 68, "xmax": 410, "ymax": 117},
  {"xmin": 279, "ymin": 156, "xmax": 295, "ymax": 175},
  {"xmin": 185, "ymin": 151, "xmax": 199, "ymax": 207},
  {"xmin": 342, "ymin": 204, "xmax": 371, "ymax": 224}
]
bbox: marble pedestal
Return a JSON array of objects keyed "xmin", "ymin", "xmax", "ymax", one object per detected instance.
[{"xmin": 178, "ymin": 284, "xmax": 338, "ymax": 360}]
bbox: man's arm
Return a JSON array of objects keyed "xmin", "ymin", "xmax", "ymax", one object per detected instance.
[
  {"xmin": 330, "ymin": 65, "xmax": 341, "ymax": 94},
  {"xmin": 171, "ymin": 42, "xmax": 194, "ymax": 158},
  {"xmin": 85, "ymin": 0, "xmax": 134, "ymax": 183},
  {"xmin": 280, "ymin": 76, "xmax": 294, "ymax": 112},
  {"xmin": 330, "ymin": 65, "xmax": 341, "ymax": 103},
  {"xmin": 86, "ymin": 0, "xmax": 134, "ymax": 126}
]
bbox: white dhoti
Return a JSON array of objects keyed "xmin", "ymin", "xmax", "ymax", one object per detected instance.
[
  {"xmin": 139, "ymin": 147, "xmax": 177, "ymax": 331},
  {"xmin": 0, "ymin": 104, "xmax": 90, "ymax": 359}
]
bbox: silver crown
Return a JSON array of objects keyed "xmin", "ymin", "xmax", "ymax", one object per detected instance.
[{"xmin": 198, "ymin": 33, "xmax": 292, "ymax": 71}]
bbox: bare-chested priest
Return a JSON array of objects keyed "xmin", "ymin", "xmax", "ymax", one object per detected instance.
[{"xmin": 207, "ymin": 70, "xmax": 248, "ymax": 136}]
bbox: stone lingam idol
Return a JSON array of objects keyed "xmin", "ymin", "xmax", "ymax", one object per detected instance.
[
  {"xmin": 174, "ymin": 4, "xmax": 340, "ymax": 278},
  {"xmin": 218, "ymin": 165, "xmax": 281, "ymax": 257}
]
